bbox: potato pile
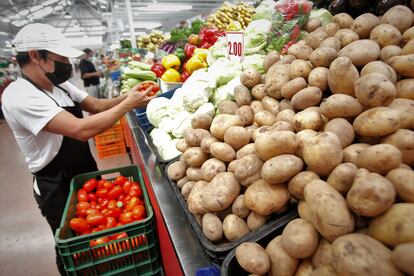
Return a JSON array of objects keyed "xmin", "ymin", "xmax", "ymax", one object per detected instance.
[{"xmin": 229, "ymin": 5, "xmax": 414, "ymax": 275}]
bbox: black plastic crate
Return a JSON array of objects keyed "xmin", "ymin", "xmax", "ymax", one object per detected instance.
[{"xmin": 165, "ymin": 162, "xmax": 298, "ymax": 263}]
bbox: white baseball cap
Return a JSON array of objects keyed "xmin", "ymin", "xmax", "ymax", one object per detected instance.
[{"xmin": 12, "ymin": 23, "xmax": 84, "ymax": 58}]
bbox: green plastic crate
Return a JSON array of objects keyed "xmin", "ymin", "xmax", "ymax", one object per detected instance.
[{"xmin": 55, "ymin": 165, "xmax": 162, "ymax": 276}]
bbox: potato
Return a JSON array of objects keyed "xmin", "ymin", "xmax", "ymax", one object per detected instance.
[
  {"xmin": 282, "ymin": 218, "xmax": 319, "ymax": 259},
  {"xmin": 369, "ymin": 203, "xmax": 414, "ymax": 247},
  {"xmin": 265, "ymin": 64, "xmax": 290, "ymax": 100},
  {"xmin": 303, "ymin": 132, "xmax": 343, "ymax": 177},
  {"xmin": 254, "ymin": 111, "xmax": 276, "ymax": 127},
  {"xmin": 295, "ymin": 259, "xmax": 314, "ymax": 276},
  {"xmin": 335, "ymin": 29, "xmax": 359, "ymax": 47},
  {"xmin": 381, "ymin": 5, "xmax": 414, "ymax": 33},
  {"xmin": 288, "ymin": 43, "xmax": 313, "ymax": 60},
  {"xmin": 218, "ymin": 100, "xmax": 239, "ymax": 115},
  {"xmin": 234, "ymin": 85, "xmax": 252, "ymax": 106},
  {"xmin": 382, "ymin": 129, "xmax": 414, "ymax": 166},
  {"xmin": 228, "ymin": 154, "xmax": 263, "ymax": 186},
  {"xmin": 281, "ymin": 77, "xmax": 308, "ymax": 99},
  {"xmin": 338, "ymin": 39, "xmax": 381, "ymax": 67},
  {"xmin": 185, "ymin": 129, "xmax": 211, "ymax": 147},
  {"xmin": 395, "ymin": 79, "xmax": 414, "ymax": 100},
  {"xmin": 312, "ymin": 239, "xmax": 334, "ymax": 269},
  {"xmin": 343, "ymin": 143, "xmax": 370, "ymax": 164},
  {"xmin": 255, "ymin": 130, "xmax": 298, "ymax": 161},
  {"xmin": 252, "ymin": 83, "xmax": 267, "ymax": 100},
  {"xmin": 319, "ymin": 37, "xmax": 341, "ymax": 52},
  {"xmin": 355, "ymin": 72, "xmax": 397, "ymax": 107},
  {"xmin": 262, "ymin": 154, "xmax": 304, "ymax": 184},
  {"xmin": 250, "ymin": 100, "xmax": 264, "ymax": 114},
  {"xmin": 295, "ymin": 129, "xmax": 318, "ymax": 159},
  {"xmin": 289, "ymin": 60, "xmax": 313, "ymax": 80},
  {"xmin": 386, "ymin": 168, "xmax": 414, "ymax": 202},
  {"xmin": 351, "ymin": 13, "xmax": 380, "ymax": 38},
  {"xmin": 202, "ymin": 213, "xmax": 223, "ymax": 242},
  {"xmin": 328, "ymin": 57, "xmax": 359, "ymax": 96},
  {"xmin": 304, "ymin": 18, "xmax": 322, "ymax": 33},
  {"xmin": 310, "ymin": 265, "xmax": 337, "ymax": 276},
  {"xmin": 353, "ymin": 107, "xmax": 400, "ymax": 137},
  {"xmin": 187, "ymin": 180, "xmax": 209, "ymax": 215},
  {"xmin": 235, "ymin": 105, "xmax": 255, "ymax": 126},
  {"xmin": 236, "ymin": 242, "xmax": 270, "ymax": 275},
  {"xmin": 327, "ymin": 163, "xmax": 357, "ymax": 194},
  {"xmin": 201, "ymin": 158, "xmax": 226, "ymax": 182},
  {"xmin": 402, "ymin": 26, "xmax": 414, "ymax": 45},
  {"xmin": 360, "ymin": 61, "xmax": 397, "ymax": 84},
  {"xmin": 247, "ymin": 212, "xmax": 268, "ymax": 231},
  {"xmin": 167, "ymin": 161, "xmax": 188, "ymax": 181},
  {"xmin": 356, "ymin": 144, "xmax": 402, "ymax": 175},
  {"xmin": 224, "ymin": 126, "xmax": 251, "ymax": 150},
  {"xmin": 389, "ymin": 54, "xmax": 414, "ymax": 77},
  {"xmin": 391, "ymin": 243, "xmax": 414, "ymax": 275},
  {"xmin": 236, "ymin": 143, "xmax": 255, "ymax": 159},
  {"xmin": 276, "ymin": 111, "xmax": 295, "ymax": 128},
  {"xmin": 324, "ymin": 118, "xmax": 355, "ymax": 148},
  {"xmin": 183, "ymin": 147, "xmax": 208, "ymax": 167},
  {"xmin": 261, "ymin": 96, "xmax": 280, "ymax": 116},
  {"xmin": 347, "ymin": 169, "xmax": 396, "ymax": 217},
  {"xmin": 292, "ymin": 110, "xmax": 323, "ymax": 132},
  {"xmin": 181, "ymin": 181, "xmax": 195, "ymax": 199},
  {"xmin": 186, "ymin": 167, "xmax": 202, "ymax": 182},
  {"xmin": 309, "ymin": 47, "xmax": 337, "ymax": 68},
  {"xmin": 192, "ymin": 114, "xmax": 213, "ymax": 130},
  {"xmin": 252, "ymin": 126, "xmax": 273, "ymax": 142},
  {"xmin": 273, "ymin": 121, "xmax": 294, "ymax": 132},
  {"xmin": 264, "ymin": 51, "xmax": 281, "ymax": 72},
  {"xmin": 202, "ymin": 172, "xmax": 240, "ymax": 212},
  {"xmin": 241, "ymin": 68, "xmax": 261, "ymax": 88},
  {"xmin": 380, "ymin": 45, "xmax": 402, "ymax": 63},
  {"xmin": 324, "ymin": 22, "xmax": 340, "ymax": 37},
  {"xmin": 388, "ymin": 98, "xmax": 414, "ymax": 129},
  {"xmin": 232, "ymin": 195, "xmax": 250, "ymax": 219},
  {"xmin": 176, "ymin": 139, "xmax": 190, "ymax": 153},
  {"xmin": 177, "ymin": 176, "xmax": 190, "ymax": 189},
  {"xmin": 304, "ymin": 180, "xmax": 355, "ymax": 241},
  {"xmin": 210, "ymin": 142, "xmax": 236, "ymax": 162},
  {"xmin": 223, "ymin": 214, "xmax": 250, "ymax": 242},
  {"xmin": 305, "ymin": 28, "xmax": 329, "ymax": 49},
  {"xmin": 200, "ymin": 135, "xmax": 218, "ymax": 154},
  {"xmin": 291, "ymin": 87, "xmax": 322, "ymax": 110},
  {"xmin": 244, "ymin": 179, "xmax": 290, "ymax": 216},
  {"xmin": 288, "ymin": 171, "xmax": 320, "ymax": 200},
  {"xmin": 333, "ymin": 13, "xmax": 354, "ymax": 29},
  {"xmin": 370, "ymin": 24, "xmax": 402, "ymax": 48},
  {"xmin": 210, "ymin": 114, "xmax": 243, "ymax": 140},
  {"xmin": 305, "ymin": 68, "xmax": 327, "ymax": 94},
  {"xmin": 401, "ymin": 39, "xmax": 414, "ymax": 55},
  {"xmin": 279, "ymin": 98, "xmax": 294, "ymax": 111},
  {"xmin": 331, "ymin": 233, "xmax": 403, "ymax": 276},
  {"xmin": 266, "ymin": 236, "xmax": 299, "ymax": 276},
  {"xmin": 277, "ymin": 54, "xmax": 297, "ymax": 65}
]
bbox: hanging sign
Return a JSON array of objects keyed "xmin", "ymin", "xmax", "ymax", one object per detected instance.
[{"xmin": 226, "ymin": 31, "xmax": 244, "ymax": 63}]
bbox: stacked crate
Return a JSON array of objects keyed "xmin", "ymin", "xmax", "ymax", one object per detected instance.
[{"xmin": 94, "ymin": 121, "xmax": 127, "ymax": 158}]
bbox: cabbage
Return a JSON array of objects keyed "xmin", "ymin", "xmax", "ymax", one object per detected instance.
[
  {"xmin": 150, "ymin": 128, "xmax": 172, "ymax": 145},
  {"xmin": 253, "ymin": 0, "xmax": 274, "ymax": 21},
  {"xmin": 208, "ymin": 57, "xmax": 242, "ymax": 86},
  {"xmin": 158, "ymin": 117, "xmax": 176, "ymax": 134},
  {"xmin": 211, "ymin": 76, "xmax": 241, "ymax": 107},
  {"xmin": 244, "ymin": 32, "xmax": 268, "ymax": 55},
  {"xmin": 242, "ymin": 54, "xmax": 266, "ymax": 74},
  {"xmin": 150, "ymin": 129, "xmax": 181, "ymax": 160},
  {"xmin": 183, "ymin": 92, "xmax": 209, "ymax": 112},
  {"xmin": 194, "ymin": 102, "xmax": 215, "ymax": 117},
  {"xmin": 170, "ymin": 111, "xmax": 193, "ymax": 138},
  {"xmin": 181, "ymin": 70, "xmax": 217, "ymax": 112},
  {"xmin": 146, "ymin": 97, "xmax": 170, "ymax": 127},
  {"xmin": 246, "ymin": 19, "xmax": 272, "ymax": 34},
  {"xmin": 160, "ymin": 140, "xmax": 181, "ymax": 160},
  {"xmin": 309, "ymin": 9, "xmax": 332, "ymax": 26},
  {"xmin": 207, "ymin": 36, "xmax": 227, "ymax": 65}
]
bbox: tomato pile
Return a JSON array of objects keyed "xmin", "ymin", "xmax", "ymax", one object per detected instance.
[
  {"xmin": 138, "ymin": 81, "xmax": 160, "ymax": 97},
  {"xmin": 69, "ymin": 175, "xmax": 146, "ymax": 246}
]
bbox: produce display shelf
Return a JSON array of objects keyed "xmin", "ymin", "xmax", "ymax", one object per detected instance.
[
  {"xmin": 165, "ymin": 161, "xmax": 299, "ymax": 263},
  {"xmin": 144, "ymin": 126, "xmax": 179, "ymax": 165},
  {"xmin": 126, "ymin": 111, "xmax": 211, "ymax": 276}
]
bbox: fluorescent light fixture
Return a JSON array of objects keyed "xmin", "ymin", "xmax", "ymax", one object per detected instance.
[
  {"xmin": 136, "ymin": 4, "xmax": 192, "ymax": 12},
  {"xmin": 1, "ymin": 18, "xmax": 10, "ymax": 22},
  {"xmin": 8, "ymin": 14, "xmax": 20, "ymax": 20},
  {"xmin": 100, "ymin": 5, "xmax": 106, "ymax": 9},
  {"xmin": 30, "ymin": 5, "xmax": 43, "ymax": 12},
  {"xmin": 30, "ymin": 6, "xmax": 53, "ymax": 20},
  {"xmin": 0, "ymin": 32, "xmax": 9, "ymax": 36},
  {"xmin": 97, "ymin": 0, "xmax": 107, "ymax": 4},
  {"xmin": 133, "ymin": 22, "xmax": 161, "ymax": 29},
  {"xmin": 12, "ymin": 19, "xmax": 29, "ymax": 27},
  {"xmin": 18, "ymin": 9, "xmax": 29, "ymax": 16},
  {"xmin": 54, "ymin": 5, "xmax": 64, "ymax": 12},
  {"xmin": 43, "ymin": 0, "xmax": 60, "ymax": 5}
]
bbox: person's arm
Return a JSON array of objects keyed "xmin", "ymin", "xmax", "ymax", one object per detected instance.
[
  {"xmin": 81, "ymin": 94, "xmax": 127, "ymax": 114},
  {"xmin": 44, "ymin": 87, "xmax": 154, "ymax": 141},
  {"xmin": 82, "ymin": 71, "xmax": 101, "ymax": 79}
]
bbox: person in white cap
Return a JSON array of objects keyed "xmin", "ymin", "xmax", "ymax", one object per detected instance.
[{"xmin": 1, "ymin": 23, "xmax": 155, "ymax": 275}]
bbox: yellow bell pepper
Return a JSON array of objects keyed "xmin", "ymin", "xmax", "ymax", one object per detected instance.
[
  {"xmin": 193, "ymin": 48, "xmax": 209, "ymax": 61},
  {"xmin": 185, "ymin": 55, "xmax": 207, "ymax": 75},
  {"xmin": 161, "ymin": 54, "xmax": 181, "ymax": 70},
  {"xmin": 161, "ymin": 68, "xmax": 181, "ymax": 82}
]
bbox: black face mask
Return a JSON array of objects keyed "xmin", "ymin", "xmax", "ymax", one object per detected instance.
[{"xmin": 44, "ymin": 60, "xmax": 73, "ymax": 86}]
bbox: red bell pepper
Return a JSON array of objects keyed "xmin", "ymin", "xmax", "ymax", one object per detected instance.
[
  {"xmin": 184, "ymin": 43, "xmax": 197, "ymax": 58},
  {"xmin": 151, "ymin": 63, "xmax": 165, "ymax": 78},
  {"xmin": 180, "ymin": 71, "xmax": 190, "ymax": 82}
]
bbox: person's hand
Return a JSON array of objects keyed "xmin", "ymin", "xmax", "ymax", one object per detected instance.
[{"xmin": 125, "ymin": 85, "xmax": 156, "ymax": 109}]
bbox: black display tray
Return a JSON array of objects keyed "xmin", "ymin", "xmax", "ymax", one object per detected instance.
[{"xmin": 165, "ymin": 161, "xmax": 298, "ymax": 263}]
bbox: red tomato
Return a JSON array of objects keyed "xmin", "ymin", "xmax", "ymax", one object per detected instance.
[
  {"xmin": 103, "ymin": 181, "xmax": 113, "ymax": 190},
  {"xmin": 113, "ymin": 232, "xmax": 128, "ymax": 240},
  {"xmin": 97, "ymin": 179, "xmax": 106, "ymax": 189},
  {"xmin": 107, "ymin": 199, "xmax": 117, "ymax": 210},
  {"xmin": 101, "ymin": 199, "xmax": 109, "ymax": 208},
  {"xmin": 125, "ymin": 197, "xmax": 140, "ymax": 212},
  {"xmin": 119, "ymin": 212, "xmax": 134, "ymax": 224},
  {"xmin": 77, "ymin": 189, "xmax": 88, "ymax": 202},
  {"xmin": 123, "ymin": 195, "xmax": 131, "ymax": 205},
  {"xmin": 88, "ymin": 192, "xmax": 97, "ymax": 202},
  {"xmin": 90, "ymin": 201, "xmax": 98, "ymax": 209},
  {"xmin": 123, "ymin": 181, "xmax": 132, "ymax": 194},
  {"xmin": 82, "ymin": 178, "xmax": 97, "ymax": 193},
  {"xmin": 96, "ymin": 188, "xmax": 108, "ymax": 199},
  {"xmin": 101, "ymin": 208, "xmax": 110, "ymax": 217},
  {"xmin": 81, "ymin": 230, "xmax": 91, "ymax": 235},
  {"xmin": 70, "ymin": 218, "xmax": 89, "ymax": 233},
  {"xmin": 90, "ymin": 236, "xmax": 110, "ymax": 247},
  {"xmin": 108, "ymin": 208, "xmax": 122, "ymax": 218},
  {"xmin": 118, "ymin": 194, "xmax": 125, "ymax": 202},
  {"xmin": 108, "ymin": 186, "xmax": 123, "ymax": 200},
  {"xmin": 76, "ymin": 202, "xmax": 90, "ymax": 217},
  {"xmin": 86, "ymin": 213, "xmax": 106, "ymax": 226},
  {"xmin": 129, "ymin": 183, "xmax": 143, "ymax": 198},
  {"xmin": 106, "ymin": 216, "xmax": 117, "ymax": 229},
  {"xmin": 113, "ymin": 176, "xmax": 127, "ymax": 186},
  {"xmin": 132, "ymin": 205, "xmax": 145, "ymax": 220}
]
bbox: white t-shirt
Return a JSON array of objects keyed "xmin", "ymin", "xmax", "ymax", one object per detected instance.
[{"xmin": 1, "ymin": 78, "xmax": 88, "ymax": 173}]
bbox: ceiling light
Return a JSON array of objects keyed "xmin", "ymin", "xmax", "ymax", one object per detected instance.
[
  {"xmin": 43, "ymin": 0, "xmax": 60, "ymax": 5},
  {"xmin": 0, "ymin": 32, "xmax": 9, "ymax": 36},
  {"xmin": 18, "ymin": 9, "xmax": 29, "ymax": 16},
  {"xmin": 12, "ymin": 19, "xmax": 29, "ymax": 27},
  {"xmin": 8, "ymin": 14, "xmax": 20, "ymax": 20},
  {"xmin": 54, "ymin": 5, "xmax": 64, "ymax": 12},
  {"xmin": 30, "ymin": 6, "xmax": 53, "ymax": 20},
  {"xmin": 133, "ymin": 22, "xmax": 162, "ymax": 29},
  {"xmin": 30, "ymin": 5, "xmax": 43, "ymax": 12},
  {"xmin": 136, "ymin": 4, "xmax": 192, "ymax": 12},
  {"xmin": 1, "ymin": 18, "xmax": 10, "ymax": 23}
]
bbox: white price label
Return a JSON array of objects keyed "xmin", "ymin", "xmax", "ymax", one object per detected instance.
[{"xmin": 226, "ymin": 31, "xmax": 244, "ymax": 63}]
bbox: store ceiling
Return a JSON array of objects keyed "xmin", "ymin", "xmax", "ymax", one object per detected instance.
[{"xmin": 0, "ymin": 0, "xmax": 234, "ymax": 55}]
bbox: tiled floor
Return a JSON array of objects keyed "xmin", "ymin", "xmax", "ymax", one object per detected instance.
[{"xmin": 0, "ymin": 73, "xmax": 131, "ymax": 275}]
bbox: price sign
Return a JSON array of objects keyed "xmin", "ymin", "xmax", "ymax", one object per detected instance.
[{"xmin": 226, "ymin": 31, "xmax": 244, "ymax": 63}]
